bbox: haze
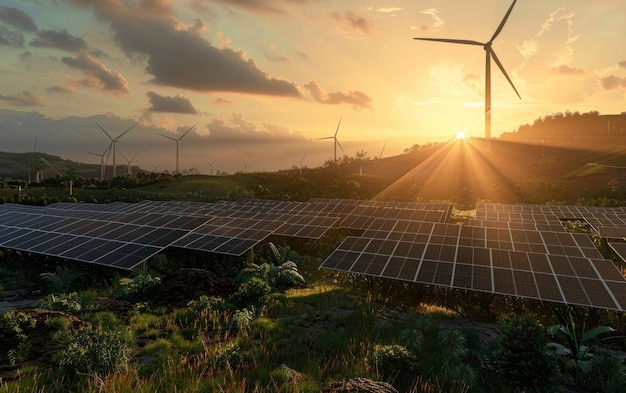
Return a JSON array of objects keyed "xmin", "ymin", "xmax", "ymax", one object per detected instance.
[{"xmin": 1, "ymin": 0, "xmax": 625, "ymax": 174}]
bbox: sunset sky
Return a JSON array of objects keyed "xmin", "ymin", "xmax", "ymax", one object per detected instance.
[{"xmin": 1, "ymin": 0, "xmax": 625, "ymax": 174}]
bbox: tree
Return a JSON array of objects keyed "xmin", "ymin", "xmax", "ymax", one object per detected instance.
[{"xmin": 30, "ymin": 152, "xmax": 48, "ymax": 183}]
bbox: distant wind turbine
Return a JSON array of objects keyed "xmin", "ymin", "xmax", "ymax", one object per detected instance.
[
  {"xmin": 292, "ymin": 154, "xmax": 307, "ymax": 175},
  {"xmin": 378, "ymin": 140, "xmax": 387, "ymax": 159},
  {"xmin": 414, "ymin": 0, "xmax": 521, "ymax": 151},
  {"xmin": 156, "ymin": 124, "xmax": 195, "ymax": 174},
  {"xmin": 86, "ymin": 143, "xmax": 112, "ymax": 181},
  {"xmin": 120, "ymin": 152, "xmax": 139, "ymax": 176},
  {"xmin": 206, "ymin": 160, "xmax": 216, "ymax": 176},
  {"xmin": 317, "ymin": 117, "xmax": 345, "ymax": 163},
  {"xmin": 97, "ymin": 122, "xmax": 137, "ymax": 178},
  {"xmin": 243, "ymin": 160, "xmax": 252, "ymax": 173}
]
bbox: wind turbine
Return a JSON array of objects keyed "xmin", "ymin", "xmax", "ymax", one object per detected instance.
[
  {"xmin": 317, "ymin": 117, "xmax": 345, "ymax": 162},
  {"xmin": 414, "ymin": 0, "xmax": 521, "ymax": 151},
  {"xmin": 86, "ymin": 143, "xmax": 112, "ymax": 181},
  {"xmin": 292, "ymin": 154, "xmax": 306, "ymax": 175},
  {"xmin": 156, "ymin": 124, "xmax": 195, "ymax": 174},
  {"xmin": 243, "ymin": 160, "xmax": 252, "ymax": 173},
  {"xmin": 97, "ymin": 122, "xmax": 137, "ymax": 178},
  {"xmin": 120, "ymin": 152, "xmax": 139, "ymax": 176},
  {"xmin": 206, "ymin": 160, "xmax": 216, "ymax": 176}
]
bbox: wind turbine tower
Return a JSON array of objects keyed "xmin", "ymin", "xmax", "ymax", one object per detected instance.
[
  {"xmin": 317, "ymin": 117, "xmax": 345, "ymax": 162},
  {"xmin": 414, "ymin": 0, "xmax": 521, "ymax": 151},
  {"xmin": 120, "ymin": 152, "xmax": 139, "ymax": 176},
  {"xmin": 156, "ymin": 125, "xmax": 195, "ymax": 174},
  {"xmin": 97, "ymin": 122, "xmax": 137, "ymax": 178},
  {"xmin": 86, "ymin": 143, "xmax": 112, "ymax": 181},
  {"xmin": 206, "ymin": 160, "xmax": 216, "ymax": 176},
  {"xmin": 292, "ymin": 154, "xmax": 306, "ymax": 175}
]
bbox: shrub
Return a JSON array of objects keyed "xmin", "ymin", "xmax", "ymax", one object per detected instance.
[
  {"xmin": 367, "ymin": 344, "xmax": 418, "ymax": 388},
  {"xmin": 111, "ymin": 274, "xmax": 161, "ymax": 303},
  {"xmin": 0, "ymin": 311, "xmax": 37, "ymax": 363},
  {"xmin": 228, "ymin": 277, "xmax": 271, "ymax": 311},
  {"xmin": 58, "ymin": 326, "xmax": 134, "ymax": 377},
  {"xmin": 37, "ymin": 292, "xmax": 83, "ymax": 315},
  {"xmin": 492, "ymin": 313, "xmax": 557, "ymax": 392},
  {"xmin": 39, "ymin": 266, "xmax": 88, "ymax": 294}
]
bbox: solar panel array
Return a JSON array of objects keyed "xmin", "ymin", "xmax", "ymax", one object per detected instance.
[
  {"xmin": 321, "ymin": 202, "xmax": 626, "ymax": 311},
  {"xmin": 0, "ymin": 198, "xmax": 452, "ymax": 271}
]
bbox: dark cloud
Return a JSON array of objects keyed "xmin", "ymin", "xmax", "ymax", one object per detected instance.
[
  {"xmin": 265, "ymin": 52, "xmax": 289, "ymax": 62},
  {"xmin": 552, "ymin": 65, "xmax": 584, "ymax": 75},
  {"xmin": 601, "ymin": 75, "xmax": 626, "ymax": 90},
  {"xmin": 72, "ymin": 0, "xmax": 301, "ymax": 97},
  {"xmin": 304, "ymin": 80, "xmax": 372, "ymax": 110},
  {"xmin": 618, "ymin": 61, "xmax": 626, "ymax": 69},
  {"xmin": 0, "ymin": 6, "xmax": 37, "ymax": 32},
  {"xmin": 0, "ymin": 25, "xmax": 25, "ymax": 47},
  {"xmin": 0, "ymin": 90, "xmax": 44, "ymax": 106},
  {"xmin": 61, "ymin": 52, "xmax": 130, "ymax": 95},
  {"xmin": 331, "ymin": 10, "xmax": 375, "ymax": 35},
  {"xmin": 30, "ymin": 29, "xmax": 88, "ymax": 52},
  {"xmin": 146, "ymin": 91, "xmax": 198, "ymax": 114}
]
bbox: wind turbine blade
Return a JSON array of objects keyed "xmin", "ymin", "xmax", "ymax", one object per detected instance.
[
  {"xmin": 490, "ymin": 48, "xmax": 521, "ymax": 99},
  {"xmin": 379, "ymin": 140, "xmax": 387, "ymax": 159},
  {"xmin": 96, "ymin": 122, "xmax": 114, "ymax": 141},
  {"xmin": 105, "ymin": 142, "xmax": 112, "ymax": 165},
  {"xmin": 316, "ymin": 136, "xmax": 334, "ymax": 140},
  {"xmin": 336, "ymin": 140, "xmax": 346, "ymax": 156},
  {"xmin": 120, "ymin": 152, "xmax": 129, "ymax": 162},
  {"xmin": 334, "ymin": 117, "xmax": 342, "ymax": 137},
  {"xmin": 131, "ymin": 152, "xmax": 139, "ymax": 161},
  {"xmin": 413, "ymin": 37, "xmax": 484, "ymax": 46},
  {"xmin": 117, "ymin": 123, "xmax": 137, "ymax": 140},
  {"xmin": 156, "ymin": 132, "xmax": 178, "ymax": 141},
  {"xmin": 85, "ymin": 151, "xmax": 100, "ymax": 157},
  {"xmin": 490, "ymin": 0, "xmax": 517, "ymax": 42},
  {"xmin": 179, "ymin": 124, "xmax": 196, "ymax": 141}
]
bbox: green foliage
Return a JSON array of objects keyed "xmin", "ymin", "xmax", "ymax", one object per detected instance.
[
  {"xmin": 37, "ymin": 292, "xmax": 83, "ymax": 315},
  {"xmin": 492, "ymin": 313, "xmax": 557, "ymax": 392},
  {"xmin": 228, "ymin": 276, "xmax": 272, "ymax": 311},
  {"xmin": 0, "ymin": 311, "xmax": 36, "ymax": 362},
  {"xmin": 367, "ymin": 344, "xmax": 418, "ymax": 388},
  {"xmin": 39, "ymin": 266, "xmax": 89, "ymax": 294},
  {"xmin": 588, "ymin": 350, "xmax": 626, "ymax": 393},
  {"xmin": 0, "ymin": 283, "xmax": 4, "ymax": 300},
  {"xmin": 111, "ymin": 274, "xmax": 161, "ymax": 303},
  {"xmin": 547, "ymin": 306, "xmax": 617, "ymax": 379},
  {"xmin": 236, "ymin": 261, "xmax": 305, "ymax": 290},
  {"xmin": 58, "ymin": 326, "xmax": 134, "ymax": 377}
]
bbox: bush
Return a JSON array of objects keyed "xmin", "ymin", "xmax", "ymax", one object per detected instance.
[
  {"xmin": 37, "ymin": 292, "xmax": 83, "ymax": 315},
  {"xmin": 228, "ymin": 277, "xmax": 271, "ymax": 311},
  {"xmin": 58, "ymin": 326, "xmax": 134, "ymax": 377},
  {"xmin": 0, "ymin": 311, "xmax": 36, "ymax": 363},
  {"xmin": 111, "ymin": 274, "xmax": 161, "ymax": 303},
  {"xmin": 367, "ymin": 344, "xmax": 418, "ymax": 388},
  {"xmin": 492, "ymin": 313, "xmax": 558, "ymax": 392}
]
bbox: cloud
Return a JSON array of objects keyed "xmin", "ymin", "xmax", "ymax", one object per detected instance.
[
  {"xmin": 331, "ymin": 10, "xmax": 376, "ymax": 35},
  {"xmin": 72, "ymin": 0, "xmax": 301, "ymax": 97},
  {"xmin": 146, "ymin": 91, "xmax": 198, "ymax": 114},
  {"xmin": 304, "ymin": 80, "xmax": 372, "ymax": 110},
  {"xmin": 601, "ymin": 75, "xmax": 626, "ymax": 90},
  {"xmin": 30, "ymin": 29, "xmax": 88, "ymax": 52},
  {"xmin": 0, "ymin": 90, "xmax": 44, "ymax": 106},
  {"xmin": 413, "ymin": 8, "xmax": 444, "ymax": 33},
  {"xmin": 618, "ymin": 61, "xmax": 626, "ymax": 69},
  {"xmin": 0, "ymin": 6, "xmax": 37, "ymax": 32},
  {"xmin": 61, "ymin": 52, "xmax": 130, "ymax": 95},
  {"xmin": 0, "ymin": 26, "xmax": 25, "ymax": 48},
  {"xmin": 214, "ymin": 97, "xmax": 235, "ymax": 105},
  {"xmin": 463, "ymin": 73, "xmax": 482, "ymax": 95},
  {"xmin": 212, "ymin": 0, "xmax": 287, "ymax": 15},
  {"xmin": 373, "ymin": 7, "xmax": 402, "ymax": 14},
  {"xmin": 552, "ymin": 65, "xmax": 583, "ymax": 75},
  {"xmin": 47, "ymin": 83, "xmax": 76, "ymax": 94}
]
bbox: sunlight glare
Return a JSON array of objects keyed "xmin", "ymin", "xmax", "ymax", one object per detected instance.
[{"xmin": 456, "ymin": 131, "xmax": 466, "ymax": 140}]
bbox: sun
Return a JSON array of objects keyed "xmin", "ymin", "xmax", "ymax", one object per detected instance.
[{"xmin": 456, "ymin": 131, "xmax": 466, "ymax": 140}]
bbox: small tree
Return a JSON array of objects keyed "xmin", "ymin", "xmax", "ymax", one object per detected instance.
[{"xmin": 492, "ymin": 313, "xmax": 558, "ymax": 392}]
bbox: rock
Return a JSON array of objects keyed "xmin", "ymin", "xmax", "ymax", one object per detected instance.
[
  {"xmin": 322, "ymin": 377, "xmax": 399, "ymax": 393},
  {"xmin": 157, "ymin": 268, "xmax": 239, "ymax": 309}
]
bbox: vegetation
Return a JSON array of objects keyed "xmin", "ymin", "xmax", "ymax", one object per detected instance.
[{"xmin": 2, "ymin": 113, "xmax": 626, "ymax": 391}]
